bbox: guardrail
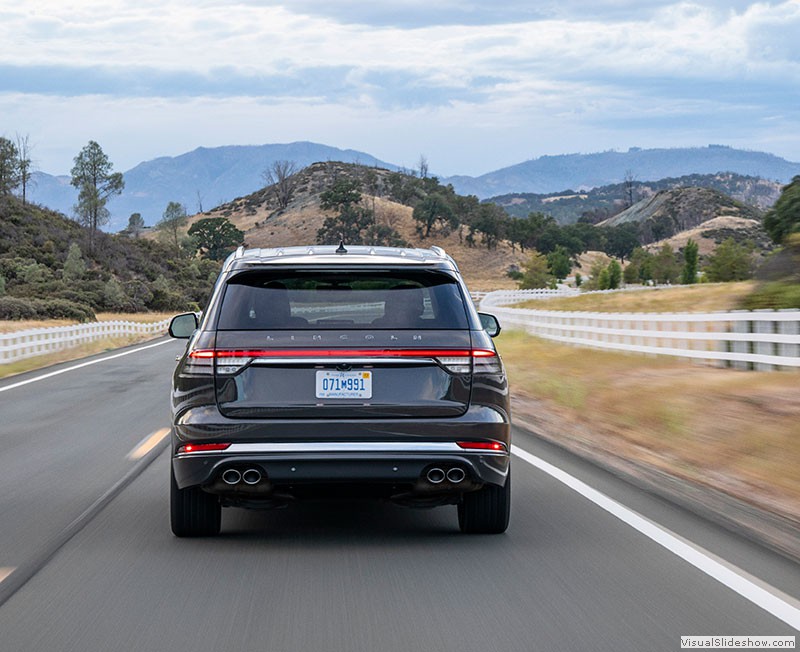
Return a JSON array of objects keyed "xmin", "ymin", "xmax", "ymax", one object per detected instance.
[
  {"xmin": 0, "ymin": 319, "xmax": 171, "ymax": 364},
  {"xmin": 481, "ymin": 291, "xmax": 800, "ymax": 371}
]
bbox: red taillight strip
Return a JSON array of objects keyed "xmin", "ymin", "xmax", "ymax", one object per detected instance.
[
  {"xmin": 471, "ymin": 349, "xmax": 497, "ymax": 358},
  {"xmin": 190, "ymin": 348, "xmax": 496, "ymax": 359},
  {"xmin": 188, "ymin": 350, "xmax": 216, "ymax": 359},
  {"xmin": 177, "ymin": 443, "xmax": 231, "ymax": 454},
  {"xmin": 456, "ymin": 440, "xmax": 507, "ymax": 452}
]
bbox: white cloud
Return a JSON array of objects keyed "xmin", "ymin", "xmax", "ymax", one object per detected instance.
[{"xmin": 1, "ymin": 1, "xmax": 799, "ymax": 173}]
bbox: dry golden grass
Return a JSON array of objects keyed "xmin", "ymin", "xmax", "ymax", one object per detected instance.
[
  {"xmin": 0, "ymin": 312, "xmax": 174, "ymax": 334},
  {"xmin": 517, "ymin": 282, "xmax": 756, "ymax": 313},
  {"xmin": 95, "ymin": 312, "xmax": 175, "ymax": 323},
  {"xmin": 0, "ymin": 334, "xmax": 164, "ymax": 380},
  {"xmin": 497, "ymin": 331, "xmax": 800, "ymax": 516}
]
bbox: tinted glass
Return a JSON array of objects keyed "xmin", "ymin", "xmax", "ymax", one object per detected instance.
[{"xmin": 217, "ymin": 270, "xmax": 468, "ymax": 330}]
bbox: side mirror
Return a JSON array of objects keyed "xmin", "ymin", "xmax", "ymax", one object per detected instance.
[
  {"xmin": 169, "ymin": 312, "xmax": 198, "ymax": 339},
  {"xmin": 478, "ymin": 312, "xmax": 501, "ymax": 338}
]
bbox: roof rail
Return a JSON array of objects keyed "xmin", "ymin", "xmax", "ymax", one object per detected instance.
[{"xmin": 429, "ymin": 245, "xmax": 447, "ymax": 258}]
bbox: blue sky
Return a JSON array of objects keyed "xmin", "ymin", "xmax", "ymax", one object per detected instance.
[{"xmin": 1, "ymin": 0, "xmax": 799, "ymax": 176}]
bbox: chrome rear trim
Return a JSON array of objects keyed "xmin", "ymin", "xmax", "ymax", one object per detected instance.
[
  {"xmin": 226, "ymin": 442, "xmax": 465, "ymax": 454},
  {"xmin": 176, "ymin": 443, "xmax": 509, "ymax": 456}
]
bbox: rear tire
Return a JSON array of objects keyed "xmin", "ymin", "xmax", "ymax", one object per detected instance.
[
  {"xmin": 170, "ymin": 466, "xmax": 221, "ymax": 537},
  {"xmin": 458, "ymin": 469, "xmax": 511, "ymax": 534}
]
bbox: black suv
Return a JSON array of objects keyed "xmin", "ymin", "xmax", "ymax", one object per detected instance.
[{"xmin": 168, "ymin": 245, "xmax": 510, "ymax": 536}]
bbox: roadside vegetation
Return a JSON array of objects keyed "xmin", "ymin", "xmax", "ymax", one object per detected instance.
[{"xmin": 496, "ymin": 331, "xmax": 800, "ymax": 517}]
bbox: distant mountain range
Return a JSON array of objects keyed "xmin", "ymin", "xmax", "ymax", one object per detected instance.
[
  {"xmin": 27, "ymin": 143, "xmax": 800, "ymax": 231},
  {"xmin": 446, "ymin": 145, "xmax": 800, "ymax": 198},
  {"xmin": 28, "ymin": 142, "xmax": 397, "ymax": 231}
]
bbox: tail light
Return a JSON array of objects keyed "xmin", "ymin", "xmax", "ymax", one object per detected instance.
[
  {"xmin": 457, "ymin": 440, "xmax": 507, "ymax": 452},
  {"xmin": 189, "ymin": 348, "xmax": 501, "ymax": 375},
  {"xmin": 177, "ymin": 442, "xmax": 231, "ymax": 454},
  {"xmin": 183, "ymin": 348, "xmax": 215, "ymax": 376}
]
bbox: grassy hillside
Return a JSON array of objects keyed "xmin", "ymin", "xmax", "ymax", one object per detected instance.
[{"xmin": 0, "ymin": 196, "xmax": 217, "ymax": 319}]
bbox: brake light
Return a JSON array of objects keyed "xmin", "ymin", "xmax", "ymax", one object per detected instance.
[
  {"xmin": 192, "ymin": 348, "xmax": 477, "ymax": 358},
  {"xmin": 189, "ymin": 348, "xmax": 500, "ymax": 375},
  {"xmin": 456, "ymin": 440, "xmax": 507, "ymax": 452},
  {"xmin": 177, "ymin": 443, "xmax": 231, "ymax": 454}
]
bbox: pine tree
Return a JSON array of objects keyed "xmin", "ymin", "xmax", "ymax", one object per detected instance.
[
  {"xmin": 62, "ymin": 243, "xmax": 86, "ymax": 283},
  {"xmin": 681, "ymin": 239, "xmax": 699, "ymax": 284}
]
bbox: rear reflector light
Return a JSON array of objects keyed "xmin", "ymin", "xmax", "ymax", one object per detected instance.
[
  {"xmin": 456, "ymin": 440, "xmax": 507, "ymax": 452},
  {"xmin": 436, "ymin": 356, "xmax": 471, "ymax": 374},
  {"xmin": 177, "ymin": 443, "xmax": 231, "ymax": 454}
]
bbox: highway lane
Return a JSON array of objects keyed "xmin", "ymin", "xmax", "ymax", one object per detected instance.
[
  {"xmin": 1, "ymin": 451, "xmax": 798, "ymax": 649},
  {"xmin": 0, "ymin": 340, "xmax": 798, "ymax": 650},
  {"xmin": 0, "ymin": 338, "xmax": 183, "ymax": 571}
]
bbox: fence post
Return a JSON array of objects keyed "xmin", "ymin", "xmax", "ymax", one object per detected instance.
[
  {"xmin": 777, "ymin": 310, "xmax": 799, "ymax": 369},
  {"xmin": 753, "ymin": 310, "xmax": 775, "ymax": 372}
]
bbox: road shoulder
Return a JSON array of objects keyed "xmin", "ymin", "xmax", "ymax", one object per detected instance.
[{"xmin": 512, "ymin": 394, "xmax": 800, "ymax": 564}]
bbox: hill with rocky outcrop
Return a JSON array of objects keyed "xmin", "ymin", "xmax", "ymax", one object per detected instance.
[
  {"xmin": 186, "ymin": 162, "xmax": 526, "ymax": 290},
  {"xmin": 598, "ymin": 187, "xmax": 766, "ymax": 246},
  {"xmin": 488, "ymin": 172, "xmax": 782, "ymax": 224}
]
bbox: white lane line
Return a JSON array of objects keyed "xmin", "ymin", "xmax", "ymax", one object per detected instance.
[
  {"xmin": 0, "ymin": 567, "xmax": 14, "ymax": 583},
  {"xmin": 0, "ymin": 339, "xmax": 174, "ymax": 394},
  {"xmin": 127, "ymin": 428, "xmax": 170, "ymax": 461},
  {"xmin": 512, "ymin": 444, "xmax": 800, "ymax": 631}
]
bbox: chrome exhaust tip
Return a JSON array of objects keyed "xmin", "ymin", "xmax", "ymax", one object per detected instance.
[
  {"xmin": 446, "ymin": 467, "xmax": 466, "ymax": 484},
  {"xmin": 426, "ymin": 468, "xmax": 445, "ymax": 484},
  {"xmin": 221, "ymin": 469, "xmax": 242, "ymax": 485},
  {"xmin": 242, "ymin": 469, "xmax": 262, "ymax": 485}
]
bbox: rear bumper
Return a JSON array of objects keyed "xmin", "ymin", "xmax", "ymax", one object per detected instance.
[
  {"xmin": 171, "ymin": 403, "xmax": 511, "ymax": 492},
  {"xmin": 172, "ymin": 441, "xmax": 509, "ymax": 490}
]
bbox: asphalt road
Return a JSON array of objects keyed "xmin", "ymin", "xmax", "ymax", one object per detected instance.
[{"xmin": 0, "ymin": 338, "xmax": 797, "ymax": 651}]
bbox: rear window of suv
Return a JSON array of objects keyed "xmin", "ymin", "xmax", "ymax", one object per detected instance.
[{"xmin": 217, "ymin": 270, "xmax": 469, "ymax": 330}]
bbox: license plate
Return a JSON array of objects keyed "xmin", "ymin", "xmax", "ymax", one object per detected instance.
[{"xmin": 315, "ymin": 370, "xmax": 372, "ymax": 399}]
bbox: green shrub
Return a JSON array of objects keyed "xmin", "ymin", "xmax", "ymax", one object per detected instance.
[
  {"xmin": 0, "ymin": 297, "xmax": 38, "ymax": 319},
  {"xmin": 0, "ymin": 296, "xmax": 95, "ymax": 321}
]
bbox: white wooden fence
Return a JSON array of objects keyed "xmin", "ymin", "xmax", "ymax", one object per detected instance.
[
  {"xmin": 0, "ymin": 319, "xmax": 171, "ymax": 364},
  {"xmin": 481, "ymin": 290, "xmax": 800, "ymax": 371}
]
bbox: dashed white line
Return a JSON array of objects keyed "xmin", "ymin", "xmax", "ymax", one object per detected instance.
[
  {"xmin": 127, "ymin": 428, "xmax": 171, "ymax": 461},
  {"xmin": 512, "ymin": 444, "xmax": 800, "ymax": 632},
  {"xmin": 0, "ymin": 339, "xmax": 174, "ymax": 394}
]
